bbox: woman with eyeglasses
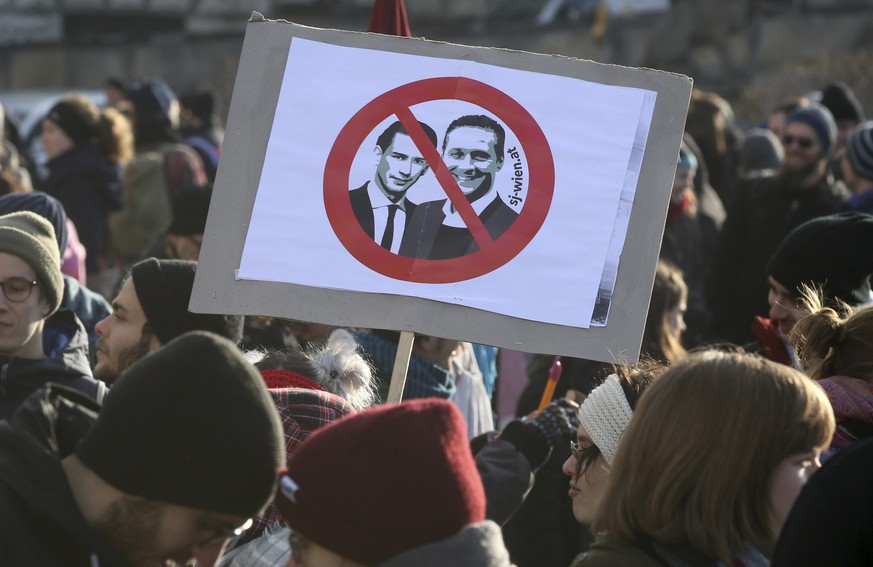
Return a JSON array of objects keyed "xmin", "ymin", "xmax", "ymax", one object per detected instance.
[
  {"xmin": 576, "ymin": 351, "xmax": 835, "ymax": 567},
  {"xmin": 561, "ymin": 361, "xmax": 664, "ymax": 529}
]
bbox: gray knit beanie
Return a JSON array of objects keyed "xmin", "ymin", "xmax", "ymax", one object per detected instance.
[
  {"xmin": 0, "ymin": 212, "xmax": 63, "ymax": 315},
  {"xmin": 845, "ymin": 121, "xmax": 873, "ymax": 181}
]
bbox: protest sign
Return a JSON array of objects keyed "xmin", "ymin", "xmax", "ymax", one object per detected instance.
[{"xmin": 190, "ymin": 13, "xmax": 692, "ymax": 363}]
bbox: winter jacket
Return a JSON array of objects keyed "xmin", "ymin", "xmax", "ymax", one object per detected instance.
[
  {"xmin": 576, "ymin": 535, "xmax": 769, "ymax": 567},
  {"xmin": 379, "ymin": 521, "xmax": 513, "ymax": 567},
  {"xmin": 40, "ymin": 143, "xmax": 124, "ymax": 274},
  {"xmin": 0, "ymin": 384, "xmax": 125, "ymax": 566},
  {"xmin": 0, "ymin": 309, "xmax": 105, "ymax": 419}
]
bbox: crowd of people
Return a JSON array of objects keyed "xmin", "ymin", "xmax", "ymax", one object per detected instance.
[{"xmin": 0, "ymin": 73, "xmax": 871, "ymax": 567}]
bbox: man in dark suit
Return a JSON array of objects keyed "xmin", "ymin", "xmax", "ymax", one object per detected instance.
[
  {"xmin": 400, "ymin": 115, "xmax": 517, "ymax": 260},
  {"xmin": 349, "ymin": 120, "xmax": 437, "ymax": 253}
]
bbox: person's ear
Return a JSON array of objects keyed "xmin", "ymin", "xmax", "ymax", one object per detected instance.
[{"xmin": 373, "ymin": 146, "xmax": 384, "ymax": 166}]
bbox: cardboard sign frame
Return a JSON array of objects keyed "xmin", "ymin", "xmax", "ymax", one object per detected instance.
[{"xmin": 190, "ymin": 12, "xmax": 693, "ymax": 363}]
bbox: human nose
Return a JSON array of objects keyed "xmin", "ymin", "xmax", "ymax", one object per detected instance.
[
  {"xmin": 562, "ymin": 454, "xmax": 576, "ymax": 478},
  {"xmin": 94, "ymin": 315, "xmax": 110, "ymax": 338}
]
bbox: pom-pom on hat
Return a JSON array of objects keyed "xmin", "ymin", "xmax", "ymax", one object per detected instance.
[
  {"xmin": 276, "ymin": 399, "xmax": 486, "ymax": 565},
  {"xmin": 577, "ymin": 373, "xmax": 634, "ymax": 464},
  {"xmin": 787, "ymin": 102, "xmax": 837, "ymax": 155},
  {"xmin": 76, "ymin": 331, "xmax": 285, "ymax": 518},
  {"xmin": 130, "ymin": 258, "xmax": 243, "ymax": 345},
  {"xmin": 767, "ymin": 212, "xmax": 873, "ymax": 306},
  {"xmin": 845, "ymin": 121, "xmax": 873, "ymax": 181},
  {"xmin": 0, "ymin": 211, "xmax": 63, "ymax": 315}
]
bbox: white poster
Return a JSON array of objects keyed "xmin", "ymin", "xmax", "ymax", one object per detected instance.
[{"xmin": 238, "ymin": 38, "xmax": 655, "ymax": 328}]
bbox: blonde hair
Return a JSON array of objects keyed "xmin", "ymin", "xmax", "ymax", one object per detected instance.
[
  {"xmin": 57, "ymin": 94, "xmax": 134, "ymax": 164},
  {"xmin": 790, "ymin": 285, "xmax": 873, "ymax": 382},
  {"xmin": 592, "ymin": 350, "xmax": 834, "ymax": 562}
]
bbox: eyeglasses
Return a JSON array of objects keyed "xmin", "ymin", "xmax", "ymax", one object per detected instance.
[
  {"xmin": 570, "ymin": 440, "xmax": 596, "ymax": 461},
  {"xmin": 782, "ymin": 135, "xmax": 815, "ymax": 150},
  {"xmin": 195, "ymin": 517, "xmax": 253, "ymax": 549},
  {"xmin": 290, "ymin": 530, "xmax": 310, "ymax": 565},
  {"xmin": 0, "ymin": 278, "xmax": 38, "ymax": 303}
]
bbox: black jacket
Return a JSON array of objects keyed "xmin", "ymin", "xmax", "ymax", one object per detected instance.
[
  {"xmin": 40, "ymin": 143, "xmax": 123, "ymax": 273},
  {"xmin": 0, "ymin": 309, "xmax": 105, "ymax": 419},
  {"xmin": 0, "ymin": 384, "xmax": 125, "ymax": 566}
]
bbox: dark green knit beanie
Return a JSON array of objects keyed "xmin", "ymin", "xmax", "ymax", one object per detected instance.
[
  {"xmin": 0, "ymin": 211, "xmax": 63, "ymax": 315},
  {"xmin": 76, "ymin": 331, "xmax": 285, "ymax": 518}
]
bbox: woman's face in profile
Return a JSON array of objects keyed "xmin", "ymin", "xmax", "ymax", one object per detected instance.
[
  {"xmin": 768, "ymin": 449, "xmax": 823, "ymax": 532},
  {"xmin": 562, "ymin": 423, "xmax": 610, "ymax": 525}
]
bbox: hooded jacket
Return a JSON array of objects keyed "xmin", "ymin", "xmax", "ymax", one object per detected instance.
[
  {"xmin": 0, "ymin": 384, "xmax": 126, "ymax": 566},
  {"xmin": 0, "ymin": 308, "xmax": 105, "ymax": 419}
]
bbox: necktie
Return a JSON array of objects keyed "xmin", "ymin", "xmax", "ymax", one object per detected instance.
[{"xmin": 381, "ymin": 204, "xmax": 399, "ymax": 250}]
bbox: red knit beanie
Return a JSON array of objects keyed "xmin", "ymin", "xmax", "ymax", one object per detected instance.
[{"xmin": 276, "ymin": 398, "xmax": 485, "ymax": 565}]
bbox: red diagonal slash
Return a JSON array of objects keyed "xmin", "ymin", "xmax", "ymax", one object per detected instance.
[{"xmin": 395, "ymin": 106, "xmax": 493, "ymax": 249}]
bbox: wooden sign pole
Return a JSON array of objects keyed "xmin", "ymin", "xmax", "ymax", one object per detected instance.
[{"xmin": 386, "ymin": 330, "xmax": 414, "ymax": 403}]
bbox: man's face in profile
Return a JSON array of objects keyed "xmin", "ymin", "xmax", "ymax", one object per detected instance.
[
  {"xmin": 374, "ymin": 133, "xmax": 429, "ymax": 200},
  {"xmin": 443, "ymin": 126, "xmax": 503, "ymax": 199}
]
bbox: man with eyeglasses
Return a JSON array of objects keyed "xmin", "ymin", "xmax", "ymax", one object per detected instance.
[
  {"xmin": 0, "ymin": 211, "xmax": 104, "ymax": 418},
  {"xmin": 0, "ymin": 331, "xmax": 285, "ymax": 567},
  {"xmin": 709, "ymin": 102, "xmax": 849, "ymax": 345}
]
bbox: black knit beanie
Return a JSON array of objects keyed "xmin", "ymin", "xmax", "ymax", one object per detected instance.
[
  {"xmin": 767, "ymin": 212, "xmax": 873, "ymax": 306},
  {"xmin": 168, "ymin": 187, "xmax": 212, "ymax": 236},
  {"xmin": 46, "ymin": 99, "xmax": 98, "ymax": 145},
  {"xmin": 76, "ymin": 331, "xmax": 285, "ymax": 518},
  {"xmin": 820, "ymin": 81, "xmax": 865, "ymax": 123},
  {"xmin": 130, "ymin": 258, "xmax": 243, "ymax": 345}
]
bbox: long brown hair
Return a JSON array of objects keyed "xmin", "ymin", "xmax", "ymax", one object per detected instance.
[
  {"xmin": 790, "ymin": 285, "xmax": 873, "ymax": 381},
  {"xmin": 642, "ymin": 260, "xmax": 688, "ymax": 363},
  {"xmin": 592, "ymin": 351, "xmax": 834, "ymax": 562},
  {"xmin": 55, "ymin": 94, "xmax": 134, "ymax": 164}
]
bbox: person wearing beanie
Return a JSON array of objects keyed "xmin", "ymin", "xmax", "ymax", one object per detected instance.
[
  {"xmin": 659, "ymin": 138, "xmax": 720, "ymax": 348},
  {"xmin": 38, "ymin": 93, "xmax": 133, "ymax": 296},
  {"xmin": 111, "ymin": 79, "xmax": 207, "ymax": 263},
  {"xmin": 180, "ymin": 87, "xmax": 224, "ymax": 183},
  {"xmin": 0, "ymin": 192, "xmax": 112, "ymax": 364},
  {"xmin": 0, "ymin": 330, "xmax": 285, "ymax": 566},
  {"xmin": 219, "ymin": 328, "xmax": 379, "ymax": 567},
  {"xmin": 746, "ymin": 212, "xmax": 873, "ymax": 368},
  {"xmin": 0, "ymin": 211, "xmax": 104, "ymax": 418},
  {"xmin": 709, "ymin": 101, "xmax": 848, "ymax": 345},
  {"xmin": 842, "ymin": 121, "xmax": 873, "ymax": 214},
  {"xmin": 165, "ymin": 185, "xmax": 213, "ymax": 261},
  {"xmin": 820, "ymin": 80, "xmax": 865, "ymax": 151},
  {"xmin": 276, "ymin": 398, "xmax": 512, "ymax": 566},
  {"xmin": 93, "ymin": 257, "xmax": 243, "ymax": 384}
]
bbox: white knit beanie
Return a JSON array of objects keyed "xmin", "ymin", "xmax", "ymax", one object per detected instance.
[{"xmin": 576, "ymin": 373, "xmax": 634, "ymax": 464}]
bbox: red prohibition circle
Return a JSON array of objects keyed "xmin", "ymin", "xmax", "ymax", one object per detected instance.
[{"xmin": 324, "ymin": 77, "xmax": 555, "ymax": 283}]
